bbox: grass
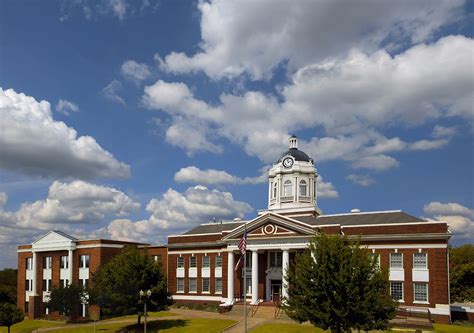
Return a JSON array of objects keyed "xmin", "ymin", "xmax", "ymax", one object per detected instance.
[
  {"xmin": 252, "ymin": 323, "xmax": 474, "ymax": 333},
  {"xmin": 251, "ymin": 323, "xmax": 327, "ymax": 333},
  {"xmin": 101, "ymin": 311, "xmax": 177, "ymax": 322},
  {"xmin": 0, "ymin": 319, "xmax": 64, "ymax": 333},
  {"xmin": 49, "ymin": 318, "xmax": 237, "ymax": 333}
]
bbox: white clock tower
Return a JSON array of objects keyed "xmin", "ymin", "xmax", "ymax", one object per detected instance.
[{"xmin": 267, "ymin": 136, "xmax": 320, "ymax": 214}]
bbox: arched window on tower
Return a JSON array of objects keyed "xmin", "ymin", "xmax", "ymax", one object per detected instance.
[
  {"xmin": 283, "ymin": 180, "xmax": 293, "ymax": 196},
  {"xmin": 273, "ymin": 182, "xmax": 278, "ymax": 198},
  {"xmin": 299, "ymin": 180, "xmax": 307, "ymax": 196}
]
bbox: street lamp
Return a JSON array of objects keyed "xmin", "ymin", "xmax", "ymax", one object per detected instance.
[{"xmin": 139, "ymin": 289, "xmax": 152, "ymax": 333}]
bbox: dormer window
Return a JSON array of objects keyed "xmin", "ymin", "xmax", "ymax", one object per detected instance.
[
  {"xmin": 283, "ymin": 180, "xmax": 293, "ymax": 196},
  {"xmin": 299, "ymin": 180, "xmax": 307, "ymax": 196}
]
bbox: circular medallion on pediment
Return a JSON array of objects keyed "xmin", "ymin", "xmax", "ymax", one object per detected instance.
[{"xmin": 263, "ymin": 224, "xmax": 276, "ymax": 235}]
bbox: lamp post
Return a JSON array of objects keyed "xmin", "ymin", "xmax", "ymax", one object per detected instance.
[{"xmin": 139, "ymin": 289, "xmax": 152, "ymax": 333}]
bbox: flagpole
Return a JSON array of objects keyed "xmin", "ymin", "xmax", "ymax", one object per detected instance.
[{"xmin": 243, "ymin": 222, "xmax": 247, "ymax": 333}]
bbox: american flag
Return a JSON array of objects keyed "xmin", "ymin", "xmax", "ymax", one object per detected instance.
[{"xmin": 238, "ymin": 229, "xmax": 247, "ymax": 254}]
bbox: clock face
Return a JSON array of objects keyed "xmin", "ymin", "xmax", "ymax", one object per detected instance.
[{"xmin": 283, "ymin": 157, "xmax": 294, "ymax": 168}]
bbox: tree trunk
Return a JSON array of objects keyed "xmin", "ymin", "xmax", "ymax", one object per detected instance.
[{"xmin": 137, "ymin": 314, "xmax": 141, "ymax": 325}]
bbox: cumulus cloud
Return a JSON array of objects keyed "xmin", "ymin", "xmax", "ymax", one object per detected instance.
[
  {"xmin": 0, "ymin": 192, "xmax": 7, "ymax": 207},
  {"xmin": 0, "ymin": 88, "xmax": 130, "ymax": 179},
  {"xmin": 121, "ymin": 60, "xmax": 151, "ymax": 84},
  {"xmin": 158, "ymin": 0, "xmax": 464, "ymax": 79},
  {"xmin": 174, "ymin": 166, "xmax": 267, "ymax": 185},
  {"xmin": 346, "ymin": 174, "xmax": 375, "ymax": 187},
  {"xmin": 102, "ymin": 80, "xmax": 125, "ymax": 105},
  {"xmin": 424, "ymin": 202, "xmax": 474, "ymax": 242},
  {"xmin": 107, "ymin": 185, "xmax": 253, "ymax": 241},
  {"xmin": 145, "ymin": 36, "xmax": 472, "ymax": 169},
  {"xmin": 56, "ymin": 99, "xmax": 79, "ymax": 115},
  {"xmin": 317, "ymin": 176, "xmax": 338, "ymax": 199}
]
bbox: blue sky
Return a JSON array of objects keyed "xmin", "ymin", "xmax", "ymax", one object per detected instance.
[{"xmin": 0, "ymin": 0, "xmax": 473, "ymax": 268}]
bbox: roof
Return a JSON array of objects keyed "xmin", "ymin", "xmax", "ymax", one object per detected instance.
[
  {"xmin": 181, "ymin": 222, "xmax": 244, "ymax": 235},
  {"xmin": 292, "ymin": 211, "xmax": 426, "ymax": 226},
  {"xmin": 277, "ymin": 148, "xmax": 312, "ymax": 163}
]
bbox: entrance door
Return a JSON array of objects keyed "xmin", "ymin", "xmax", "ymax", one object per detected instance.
[{"xmin": 270, "ymin": 280, "xmax": 282, "ymax": 303}]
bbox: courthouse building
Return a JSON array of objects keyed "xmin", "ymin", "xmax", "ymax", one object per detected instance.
[{"xmin": 18, "ymin": 136, "xmax": 452, "ymax": 323}]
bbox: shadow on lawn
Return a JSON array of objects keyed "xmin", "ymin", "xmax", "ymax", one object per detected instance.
[{"xmin": 117, "ymin": 319, "xmax": 188, "ymax": 332}]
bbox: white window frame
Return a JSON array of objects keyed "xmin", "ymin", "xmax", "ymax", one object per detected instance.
[
  {"xmin": 215, "ymin": 255, "xmax": 222, "ymax": 268},
  {"xmin": 189, "ymin": 277, "xmax": 197, "ymax": 293},
  {"xmin": 176, "ymin": 278, "xmax": 184, "ymax": 293},
  {"xmin": 413, "ymin": 253, "xmax": 427, "ymax": 269},
  {"xmin": 273, "ymin": 183, "xmax": 277, "ymax": 198},
  {"xmin": 413, "ymin": 282, "xmax": 429, "ymax": 303},
  {"xmin": 283, "ymin": 180, "xmax": 293, "ymax": 196},
  {"xmin": 80, "ymin": 255, "xmax": 90, "ymax": 268},
  {"xmin": 26, "ymin": 257, "xmax": 33, "ymax": 270},
  {"xmin": 202, "ymin": 256, "xmax": 210, "ymax": 268},
  {"xmin": 390, "ymin": 281, "xmax": 404, "ymax": 302},
  {"xmin": 60, "ymin": 256, "xmax": 68, "ymax": 269},
  {"xmin": 190, "ymin": 256, "xmax": 197, "ymax": 268},
  {"xmin": 390, "ymin": 253, "xmax": 403, "ymax": 269},
  {"xmin": 202, "ymin": 277, "xmax": 210, "ymax": 293},
  {"xmin": 44, "ymin": 256, "xmax": 52, "ymax": 269},
  {"xmin": 299, "ymin": 180, "xmax": 307, "ymax": 196},
  {"xmin": 177, "ymin": 256, "xmax": 185, "ymax": 268},
  {"xmin": 215, "ymin": 277, "xmax": 222, "ymax": 294},
  {"xmin": 269, "ymin": 251, "xmax": 282, "ymax": 268}
]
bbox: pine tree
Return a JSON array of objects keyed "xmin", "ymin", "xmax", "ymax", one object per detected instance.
[{"xmin": 284, "ymin": 233, "xmax": 395, "ymax": 333}]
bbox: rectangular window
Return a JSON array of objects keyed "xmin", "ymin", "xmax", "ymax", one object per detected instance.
[
  {"xmin": 390, "ymin": 253, "xmax": 403, "ymax": 269},
  {"xmin": 202, "ymin": 256, "xmax": 210, "ymax": 268},
  {"xmin": 202, "ymin": 277, "xmax": 210, "ymax": 293},
  {"xmin": 177, "ymin": 278, "xmax": 184, "ymax": 292},
  {"xmin": 42, "ymin": 279, "xmax": 51, "ymax": 292},
  {"xmin": 189, "ymin": 278, "xmax": 197, "ymax": 292},
  {"xmin": 414, "ymin": 282, "xmax": 428, "ymax": 302},
  {"xmin": 215, "ymin": 278, "xmax": 222, "ymax": 293},
  {"xmin": 215, "ymin": 255, "xmax": 222, "ymax": 268},
  {"xmin": 245, "ymin": 252, "xmax": 252, "ymax": 268},
  {"xmin": 26, "ymin": 257, "xmax": 33, "ymax": 270},
  {"xmin": 413, "ymin": 253, "xmax": 427, "ymax": 269},
  {"xmin": 153, "ymin": 255, "xmax": 161, "ymax": 263},
  {"xmin": 177, "ymin": 257, "xmax": 184, "ymax": 268},
  {"xmin": 390, "ymin": 281, "xmax": 404, "ymax": 301},
  {"xmin": 370, "ymin": 253, "xmax": 381, "ymax": 269},
  {"xmin": 43, "ymin": 256, "xmax": 52, "ymax": 269},
  {"xmin": 79, "ymin": 279, "xmax": 89, "ymax": 289},
  {"xmin": 190, "ymin": 256, "xmax": 197, "ymax": 268},
  {"xmin": 25, "ymin": 279, "xmax": 30, "ymax": 291},
  {"xmin": 60, "ymin": 256, "xmax": 68, "ymax": 269},
  {"xmin": 25, "ymin": 302, "xmax": 29, "ymax": 313},
  {"xmin": 80, "ymin": 255, "xmax": 90, "ymax": 268},
  {"xmin": 269, "ymin": 252, "xmax": 282, "ymax": 268}
]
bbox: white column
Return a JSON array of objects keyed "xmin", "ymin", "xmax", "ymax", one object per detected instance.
[
  {"xmin": 282, "ymin": 249, "xmax": 289, "ymax": 302},
  {"xmin": 251, "ymin": 250, "xmax": 259, "ymax": 304},
  {"xmin": 32, "ymin": 251, "xmax": 38, "ymax": 295},
  {"xmin": 68, "ymin": 249, "xmax": 74, "ymax": 285},
  {"xmin": 227, "ymin": 251, "xmax": 234, "ymax": 304}
]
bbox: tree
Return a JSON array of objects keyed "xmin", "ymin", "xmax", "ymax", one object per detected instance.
[
  {"xmin": 90, "ymin": 246, "xmax": 170, "ymax": 318},
  {"xmin": 0, "ymin": 303, "xmax": 24, "ymax": 333},
  {"xmin": 284, "ymin": 233, "xmax": 396, "ymax": 333},
  {"xmin": 0, "ymin": 269, "xmax": 17, "ymax": 305},
  {"xmin": 47, "ymin": 284, "xmax": 86, "ymax": 318},
  {"xmin": 450, "ymin": 244, "xmax": 474, "ymax": 303}
]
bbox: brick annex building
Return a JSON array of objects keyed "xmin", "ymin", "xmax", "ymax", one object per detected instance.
[{"xmin": 18, "ymin": 136, "xmax": 452, "ymax": 323}]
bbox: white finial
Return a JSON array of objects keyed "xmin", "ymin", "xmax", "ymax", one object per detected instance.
[{"xmin": 289, "ymin": 135, "xmax": 298, "ymax": 149}]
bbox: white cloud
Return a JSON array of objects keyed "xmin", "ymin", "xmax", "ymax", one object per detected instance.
[
  {"xmin": 0, "ymin": 192, "xmax": 6, "ymax": 207},
  {"xmin": 432, "ymin": 125, "xmax": 457, "ymax": 139},
  {"xmin": 102, "ymin": 80, "xmax": 125, "ymax": 105},
  {"xmin": 159, "ymin": 0, "xmax": 464, "ymax": 79},
  {"xmin": 174, "ymin": 166, "xmax": 268, "ymax": 185},
  {"xmin": 56, "ymin": 99, "xmax": 79, "ymax": 115},
  {"xmin": 423, "ymin": 202, "xmax": 474, "ymax": 242},
  {"xmin": 346, "ymin": 174, "xmax": 375, "ymax": 187},
  {"xmin": 145, "ymin": 36, "xmax": 472, "ymax": 170},
  {"xmin": 107, "ymin": 185, "xmax": 253, "ymax": 241},
  {"xmin": 0, "ymin": 88, "xmax": 130, "ymax": 179},
  {"xmin": 0, "ymin": 180, "xmax": 140, "ymax": 229},
  {"xmin": 317, "ymin": 176, "xmax": 338, "ymax": 199},
  {"xmin": 121, "ymin": 60, "xmax": 151, "ymax": 83}
]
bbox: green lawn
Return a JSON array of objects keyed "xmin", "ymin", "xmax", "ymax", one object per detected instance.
[
  {"xmin": 101, "ymin": 311, "xmax": 177, "ymax": 322},
  {"xmin": 0, "ymin": 319, "xmax": 64, "ymax": 333},
  {"xmin": 252, "ymin": 323, "xmax": 474, "ymax": 333},
  {"xmin": 50, "ymin": 318, "xmax": 237, "ymax": 333}
]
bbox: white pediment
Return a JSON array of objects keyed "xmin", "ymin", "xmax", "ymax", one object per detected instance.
[
  {"xmin": 32, "ymin": 230, "xmax": 77, "ymax": 251},
  {"xmin": 223, "ymin": 213, "xmax": 315, "ymax": 241}
]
